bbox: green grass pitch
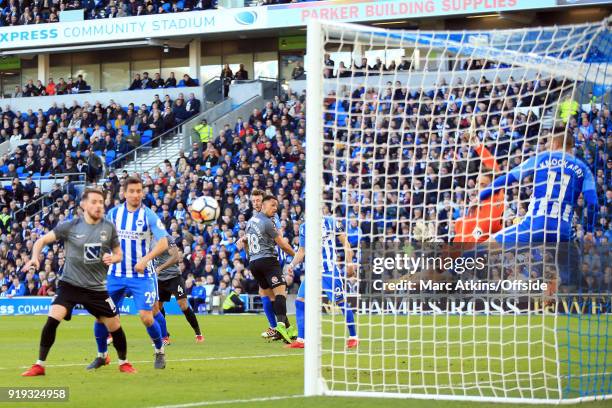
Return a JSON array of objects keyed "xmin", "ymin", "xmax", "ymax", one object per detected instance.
[{"xmin": 0, "ymin": 314, "xmax": 610, "ymax": 408}]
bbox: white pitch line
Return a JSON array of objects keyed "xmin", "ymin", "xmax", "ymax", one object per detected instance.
[
  {"xmin": 4, "ymin": 353, "xmax": 301, "ymax": 370},
  {"xmin": 148, "ymin": 394, "xmax": 303, "ymax": 408}
]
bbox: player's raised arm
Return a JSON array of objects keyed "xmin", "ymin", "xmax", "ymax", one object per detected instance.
[
  {"xmin": 480, "ymin": 155, "xmax": 538, "ymax": 201},
  {"xmin": 582, "ymin": 164, "xmax": 599, "ymax": 232}
]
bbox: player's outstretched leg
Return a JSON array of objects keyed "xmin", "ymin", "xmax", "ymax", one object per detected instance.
[
  {"xmin": 270, "ymin": 286, "xmax": 293, "ymax": 343},
  {"xmin": 178, "ymin": 298, "xmax": 203, "ymax": 343},
  {"xmin": 88, "ymin": 320, "xmax": 111, "ymax": 369},
  {"xmin": 22, "ymin": 305, "xmax": 67, "ymax": 376}
]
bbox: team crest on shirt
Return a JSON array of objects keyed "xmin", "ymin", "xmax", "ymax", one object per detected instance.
[
  {"xmin": 136, "ymin": 219, "xmax": 145, "ymax": 228},
  {"xmin": 84, "ymin": 243, "xmax": 102, "ymax": 264},
  {"xmin": 100, "ymin": 230, "xmax": 108, "ymax": 242}
]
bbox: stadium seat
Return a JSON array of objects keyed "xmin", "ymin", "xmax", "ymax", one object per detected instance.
[
  {"xmin": 31, "ymin": 172, "xmax": 41, "ymax": 178},
  {"xmin": 121, "ymin": 125, "xmax": 129, "ymax": 134},
  {"xmin": 141, "ymin": 130, "xmax": 153, "ymax": 145},
  {"xmin": 0, "ymin": 165, "xmax": 7, "ymax": 174},
  {"xmin": 177, "ymin": 0, "xmax": 184, "ymax": 9},
  {"xmin": 285, "ymin": 162, "xmax": 295, "ymax": 173},
  {"xmin": 162, "ymin": 3, "xmax": 171, "ymax": 12},
  {"xmin": 105, "ymin": 150, "xmax": 116, "ymax": 165},
  {"xmin": 177, "ymin": 80, "xmax": 186, "ymax": 87},
  {"xmin": 87, "ymin": 127, "xmax": 94, "ymax": 136}
]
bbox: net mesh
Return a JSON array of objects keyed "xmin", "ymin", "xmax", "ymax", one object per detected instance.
[{"xmin": 307, "ymin": 19, "xmax": 612, "ymax": 403}]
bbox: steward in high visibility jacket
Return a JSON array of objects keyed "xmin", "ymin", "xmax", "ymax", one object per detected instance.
[
  {"xmin": 194, "ymin": 119, "xmax": 213, "ymax": 143},
  {"xmin": 222, "ymin": 287, "xmax": 245, "ymax": 313}
]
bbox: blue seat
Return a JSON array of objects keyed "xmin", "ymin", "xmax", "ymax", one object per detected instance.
[
  {"xmin": 16, "ymin": 166, "xmax": 24, "ymax": 174},
  {"xmin": 176, "ymin": 0, "xmax": 184, "ymax": 8},
  {"xmin": 31, "ymin": 172, "xmax": 41, "ymax": 178},
  {"xmin": 177, "ymin": 80, "xmax": 186, "ymax": 87},
  {"xmin": 105, "ymin": 150, "xmax": 116, "ymax": 165},
  {"xmin": 94, "ymin": 150, "xmax": 102, "ymax": 157},
  {"xmin": 121, "ymin": 125, "xmax": 129, "ymax": 134},
  {"xmin": 193, "ymin": 79, "xmax": 199, "ymax": 86},
  {"xmin": 0, "ymin": 165, "xmax": 7, "ymax": 174},
  {"xmin": 285, "ymin": 162, "xmax": 295, "ymax": 173},
  {"xmin": 21, "ymin": 113, "xmax": 28, "ymax": 120},
  {"xmin": 87, "ymin": 127, "xmax": 94, "ymax": 136},
  {"xmin": 162, "ymin": 2, "xmax": 171, "ymax": 11},
  {"xmin": 110, "ymin": 122, "xmax": 116, "ymax": 129}
]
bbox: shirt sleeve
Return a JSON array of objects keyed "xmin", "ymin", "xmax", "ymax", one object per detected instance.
[
  {"xmin": 145, "ymin": 208, "xmax": 169, "ymax": 241},
  {"xmin": 480, "ymin": 154, "xmax": 538, "ymax": 200},
  {"xmin": 52, "ymin": 219, "xmax": 73, "ymax": 241}
]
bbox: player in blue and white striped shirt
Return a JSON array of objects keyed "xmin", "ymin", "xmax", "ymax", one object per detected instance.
[
  {"xmin": 286, "ymin": 216, "xmax": 358, "ymax": 349},
  {"xmin": 89, "ymin": 176, "xmax": 170, "ymax": 370}
]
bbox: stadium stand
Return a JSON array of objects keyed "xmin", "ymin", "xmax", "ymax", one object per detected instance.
[{"xmin": 1, "ymin": 59, "xmax": 610, "ymax": 300}]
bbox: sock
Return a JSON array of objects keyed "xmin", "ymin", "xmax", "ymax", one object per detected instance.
[
  {"xmin": 160, "ymin": 307, "xmax": 170, "ymax": 337},
  {"xmin": 182, "ymin": 307, "xmax": 201, "ymax": 336},
  {"xmin": 154, "ymin": 311, "xmax": 168, "ymax": 338},
  {"xmin": 338, "ymin": 301, "xmax": 356, "ymax": 337},
  {"xmin": 273, "ymin": 294, "xmax": 289, "ymax": 327},
  {"xmin": 36, "ymin": 360, "xmax": 46, "ymax": 367},
  {"xmin": 261, "ymin": 296, "xmax": 277, "ymax": 328},
  {"xmin": 39, "ymin": 316, "xmax": 60, "ymax": 362},
  {"xmin": 110, "ymin": 327, "xmax": 127, "ymax": 361},
  {"xmin": 146, "ymin": 320, "xmax": 164, "ymax": 350},
  {"xmin": 295, "ymin": 299, "xmax": 305, "ymax": 340},
  {"xmin": 94, "ymin": 321, "xmax": 109, "ymax": 354}
]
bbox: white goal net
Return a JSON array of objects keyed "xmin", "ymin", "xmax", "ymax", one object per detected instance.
[{"xmin": 304, "ymin": 19, "xmax": 612, "ymax": 404}]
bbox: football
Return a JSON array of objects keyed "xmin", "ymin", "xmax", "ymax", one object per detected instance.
[{"xmin": 190, "ymin": 196, "xmax": 220, "ymax": 224}]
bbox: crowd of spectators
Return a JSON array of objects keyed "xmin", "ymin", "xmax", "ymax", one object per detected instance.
[
  {"xmin": 0, "ymin": 0, "xmax": 322, "ymax": 27},
  {"xmin": 0, "ymin": 61, "xmax": 610, "ymax": 301},
  {"xmin": 0, "ymin": 90, "xmax": 202, "ymax": 186},
  {"xmin": 8, "ymin": 71, "xmax": 200, "ymax": 99},
  {"xmin": 11, "ymin": 75, "xmax": 91, "ymax": 97}
]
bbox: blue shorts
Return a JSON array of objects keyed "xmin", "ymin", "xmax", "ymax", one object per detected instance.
[
  {"xmin": 494, "ymin": 217, "xmax": 571, "ymax": 244},
  {"xmin": 297, "ymin": 267, "xmax": 344, "ymax": 303},
  {"xmin": 107, "ymin": 274, "xmax": 159, "ymax": 311}
]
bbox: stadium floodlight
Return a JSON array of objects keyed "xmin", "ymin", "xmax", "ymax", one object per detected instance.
[{"xmin": 304, "ymin": 18, "xmax": 611, "ymax": 404}]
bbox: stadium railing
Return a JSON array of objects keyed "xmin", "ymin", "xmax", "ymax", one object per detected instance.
[{"xmin": 0, "ymin": 172, "xmax": 86, "ymax": 194}]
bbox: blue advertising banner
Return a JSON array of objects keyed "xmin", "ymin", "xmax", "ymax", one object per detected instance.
[
  {"xmin": 0, "ymin": 295, "xmax": 250, "ymax": 316},
  {"xmin": 0, "ymin": 0, "xmax": 560, "ymax": 51}
]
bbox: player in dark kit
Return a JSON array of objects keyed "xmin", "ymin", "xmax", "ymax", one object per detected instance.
[
  {"xmin": 154, "ymin": 236, "xmax": 204, "ymax": 344},
  {"xmin": 21, "ymin": 187, "xmax": 136, "ymax": 376},
  {"xmin": 245, "ymin": 195, "xmax": 296, "ymax": 343}
]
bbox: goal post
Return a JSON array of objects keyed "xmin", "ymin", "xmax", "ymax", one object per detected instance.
[{"xmin": 304, "ymin": 18, "xmax": 612, "ymax": 404}]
